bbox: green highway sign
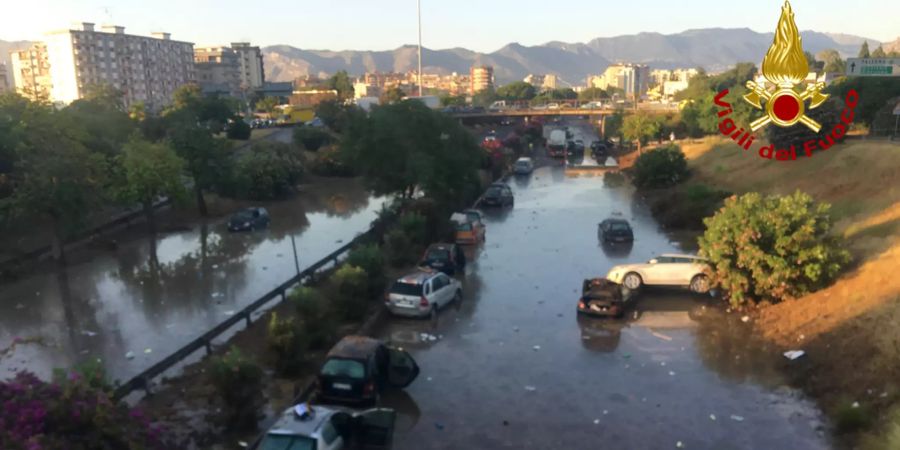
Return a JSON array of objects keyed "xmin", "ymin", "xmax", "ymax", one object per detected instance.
[{"xmin": 846, "ymin": 58, "xmax": 900, "ymax": 77}]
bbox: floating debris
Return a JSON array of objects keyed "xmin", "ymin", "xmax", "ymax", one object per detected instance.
[
  {"xmin": 125, "ymin": 351, "xmax": 135, "ymax": 360},
  {"xmin": 741, "ymin": 316, "xmax": 750, "ymax": 323},
  {"xmin": 783, "ymin": 350, "xmax": 805, "ymax": 360},
  {"xmin": 652, "ymin": 332, "xmax": 673, "ymax": 341},
  {"xmin": 730, "ymin": 415, "xmax": 744, "ymax": 422},
  {"xmin": 524, "ymin": 386, "xmax": 537, "ymax": 392},
  {"xmin": 709, "ymin": 414, "xmax": 717, "ymax": 421},
  {"xmin": 532, "ymin": 345, "xmax": 541, "ymax": 351}
]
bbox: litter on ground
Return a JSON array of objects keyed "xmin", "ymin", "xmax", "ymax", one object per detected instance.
[
  {"xmin": 533, "ymin": 345, "xmax": 541, "ymax": 351},
  {"xmin": 730, "ymin": 415, "xmax": 744, "ymax": 422},
  {"xmin": 709, "ymin": 414, "xmax": 717, "ymax": 421},
  {"xmin": 783, "ymin": 350, "xmax": 805, "ymax": 360},
  {"xmin": 125, "ymin": 351, "xmax": 135, "ymax": 360},
  {"xmin": 652, "ymin": 331, "xmax": 673, "ymax": 341},
  {"xmin": 741, "ymin": 316, "xmax": 750, "ymax": 323},
  {"xmin": 524, "ymin": 386, "xmax": 537, "ymax": 392}
]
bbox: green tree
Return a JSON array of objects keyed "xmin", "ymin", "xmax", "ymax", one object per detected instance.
[
  {"xmin": 472, "ymin": 88, "xmax": 498, "ymax": 107},
  {"xmin": 440, "ymin": 95, "xmax": 466, "ymax": 107},
  {"xmin": 314, "ymin": 100, "xmax": 363, "ymax": 133},
  {"xmin": 226, "ymin": 119, "xmax": 252, "ymax": 140},
  {"xmin": 496, "ymin": 81, "xmax": 536, "ymax": 101},
  {"xmin": 167, "ymin": 84, "xmax": 235, "ymax": 132},
  {"xmin": 0, "ymin": 106, "xmax": 107, "ymax": 264},
  {"xmin": 341, "ymin": 99, "xmax": 482, "ymax": 205},
  {"xmin": 380, "ymin": 86, "xmax": 406, "ymax": 104},
  {"xmin": 165, "ymin": 120, "xmax": 232, "ymax": 215},
  {"xmin": 578, "ymin": 87, "xmax": 609, "ymax": 101},
  {"xmin": 699, "ymin": 191, "xmax": 849, "ymax": 306},
  {"xmin": 293, "ymin": 126, "xmax": 330, "ymax": 151},
  {"xmin": 858, "ymin": 41, "xmax": 870, "ymax": 58},
  {"xmin": 232, "ymin": 141, "xmax": 303, "ymax": 200},
  {"xmin": 604, "ymin": 109, "xmax": 625, "ymax": 140},
  {"xmin": 326, "ymin": 70, "xmax": 355, "ymax": 100},
  {"xmin": 871, "ymin": 45, "xmax": 887, "ymax": 58},
  {"xmin": 63, "ymin": 91, "xmax": 135, "ymax": 159},
  {"xmin": 255, "ymin": 96, "xmax": 279, "ymax": 117},
  {"xmin": 816, "ymin": 49, "xmax": 846, "ymax": 73},
  {"xmin": 115, "ymin": 138, "xmax": 186, "ymax": 233},
  {"xmin": 825, "ymin": 77, "xmax": 900, "ymax": 128},
  {"xmin": 622, "ymin": 112, "xmax": 660, "ymax": 154},
  {"xmin": 631, "ymin": 144, "xmax": 689, "ymax": 188}
]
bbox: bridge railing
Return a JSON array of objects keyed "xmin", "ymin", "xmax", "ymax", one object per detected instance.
[{"xmin": 112, "ymin": 226, "xmax": 379, "ymax": 400}]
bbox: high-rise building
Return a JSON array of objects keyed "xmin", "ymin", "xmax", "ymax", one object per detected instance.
[
  {"xmin": 588, "ymin": 63, "xmax": 650, "ymax": 99},
  {"xmin": 0, "ymin": 64, "xmax": 9, "ymax": 93},
  {"xmin": 523, "ymin": 73, "xmax": 558, "ymax": 90},
  {"xmin": 194, "ymin": 46, "xmax": 241, "ymax": 95},
  {"xmin": 470, "ymin": 65, "xmax": 494, "ymax": 94},
  {"xmin": 11, "ymin": 43, "xmax": 52, "ymax": 101},
  {"xmin": 11, "ymin": 23, "xmax": 195, "ymax": 109},
  {"xmin": 231, "ymin": 42, "xmax": 265, "ymax": 89}
]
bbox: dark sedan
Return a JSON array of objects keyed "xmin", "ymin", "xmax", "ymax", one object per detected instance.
[
  {"xmin": 419, "ymin": 243, "xmax": 466, "ymax": 275},
  {"xmin": 598, "ymin": 218, "xmax": 634, "ymax": 243},
  {"xmin": 228, "ymin": 207, "xmax": 270, "ymax": 232},
  {"xmin": 480, "ymin": 183, "xmax": 514, "ymax": 207}
]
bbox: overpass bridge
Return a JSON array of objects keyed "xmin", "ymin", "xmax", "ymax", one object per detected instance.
[{"xmin": 450, "ymin": 103, "xmax": 679, "ymax": 119}]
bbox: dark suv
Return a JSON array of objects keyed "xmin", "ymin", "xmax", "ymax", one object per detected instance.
[
  {"xmin": 481, "ymin": 183, "xmax": 514, "ymax": 207},
  {"xmin": 228, "ymin": 207, "xmax": 270, "ymax": 232},
  {"xmin": 316, "ymin": 336, "xmax": 419, "ymax": 406},
  {"xmin": 419, "ymin": 243, "xmax": 466, "ymax": 275},
  {"xmin": 598, "ymin": 218, "xmax": 634, "ymax": 243}
]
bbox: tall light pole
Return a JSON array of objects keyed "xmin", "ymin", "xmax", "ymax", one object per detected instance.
[{"xmin": 417, "ymin": 0, "xmax": 423, "ymax": 97}]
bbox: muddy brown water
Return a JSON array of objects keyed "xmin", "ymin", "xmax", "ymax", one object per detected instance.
[
  {"xmin": 370, "ymin": 122, "xmax": 830, "ymax": 449},
  {"xmin": 0, "ymin": 179, "xmax": 386, "ymax": 382}
]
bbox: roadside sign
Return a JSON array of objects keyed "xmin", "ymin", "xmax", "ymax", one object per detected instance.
[{"xmin": 846, "ymin": 58, "xmax": 900, "ymax": 77}]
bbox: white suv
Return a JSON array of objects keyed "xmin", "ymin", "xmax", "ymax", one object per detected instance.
[
  {"xmin": 606, "ymin": 253, "xmax": 711, "ymax": 294},
  {"xmin": 385, "ymin": 270, "xmax": 462, "ymax": 318}
]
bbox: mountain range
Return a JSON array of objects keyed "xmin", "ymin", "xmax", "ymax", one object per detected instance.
[{"xmin": 263, "ymin": 28, "xmax": 888, "ymax": 85}]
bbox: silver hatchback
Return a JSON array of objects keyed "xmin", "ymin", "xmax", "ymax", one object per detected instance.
[{"xmin": 385, "ymin": 270, "xmax": 462, "ymax": 318}]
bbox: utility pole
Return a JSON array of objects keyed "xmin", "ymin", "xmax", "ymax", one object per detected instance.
[{"xmin": 417, "ymin": 0, "xmax": 423, "ymax": 97}]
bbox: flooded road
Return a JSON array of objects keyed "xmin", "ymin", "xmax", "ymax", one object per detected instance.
[
  {"xmin": 0, "ymin": 178, "xmax": 385, "ymax": 382},
  {"xmin": 374, "ymin": 123, "xmax": 830, "ymax": 449}
]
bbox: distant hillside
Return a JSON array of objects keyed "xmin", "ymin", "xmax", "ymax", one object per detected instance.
[
  {"xmin": 882, "ymin": 37, "xmax": 900, "ymax": 54},
  {"xmin": 262, "ymin": 28, "xmax": 882, "ymax": 85}
]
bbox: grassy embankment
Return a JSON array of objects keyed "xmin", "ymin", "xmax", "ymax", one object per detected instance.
[{"xmin": 682, "ymin": 136, "xmax": 900, "ymax": 449}]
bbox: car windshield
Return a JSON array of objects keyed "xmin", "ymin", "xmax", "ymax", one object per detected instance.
[
  {"xmin": 425, "ymin": 248, "xmax": 451, "ymax": 261},
  {"xmin": 390, "ymin": 281, "xmax": 423, "ymax": 296},
  {"xmin": 486, "ymin": 187, "xmax": 503, "ymax": 197},
  {"xmin": 232, "ymin": 210, "xmax": 254, "ymax": 221},
  {"xmin": 320, "ymin": 358, "xmax": 365, "ymax": 379},
  {"xmin": 516, "ymin": 161, "xmax": 530, "ymax": 167},
  {"xmin": 610, "ymin": 223, "xmax": 630, "ymax": 231},
  {"xmin": 259, "ymin": 434, "xmax": 316, "ymax": 450},
  {"xmin": 456, "ymin": 221, "xmax": 473, "ymax": 231},
  {"xmin": 465, "ymin": 212, "xmax": 480, "ymax": 222}
]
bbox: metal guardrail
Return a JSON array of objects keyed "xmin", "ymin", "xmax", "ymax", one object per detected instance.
[
  {"xmin": 112, "ymin": 226, "xmax": 378, "ymax": 400},
  {"xmin": 0, "ymin": 199, "xmax": 172, "ymax": 272}
]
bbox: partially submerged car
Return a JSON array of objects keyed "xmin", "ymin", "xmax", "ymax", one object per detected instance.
[
  {"xmin": 315, "ymin": 336, "xmax": 419, "ymax": 406},
  {"xmin": 577, "ymin": 277, "xmax": 633, "ymax": 318},
  {"xmin": 228, "ymin": 207, "xmax": 270, "ymax": 232},
  {"xmin": 598, "ymin": 218, "xmax": 634, "ymax": 243},
  {"xmin": 513, "ymin": 157, "xmax": 534, "ymax": 175},
  {"xmin": 480, "ymin": 183, "xmax": 514, "ymax": 207},
  {"xmin": 385, "ymin": 270, "xmax": 462, "ymax": 318},
  {"xmin": 257, "ymin": 403, "xmax": 396, "ymax": 450},
  {"xmin": 450, "ymin": 212, "xmax": 485, "ymax": 244},
  {"xmin": 606, "ymin": 253, "xmax": 711, "ymax": 294},
  {"xmin": 418, "ymin": 243, "xmax": 466, "ymax": 275}
]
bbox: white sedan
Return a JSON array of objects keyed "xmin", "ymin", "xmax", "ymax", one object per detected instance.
[{"xmin": 606, "ymin": 253, "xmax": 711, "ymax": 294}]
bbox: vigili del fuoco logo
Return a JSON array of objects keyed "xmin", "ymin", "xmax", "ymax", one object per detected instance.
[{"xmin": 714, "ymin": 0, "xmax": 860, "ymax": 161}]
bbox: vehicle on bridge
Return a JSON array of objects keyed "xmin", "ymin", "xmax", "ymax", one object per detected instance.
[{"xmin": 606, "ymin": 254, "xmax": 711, "ymax": 294}]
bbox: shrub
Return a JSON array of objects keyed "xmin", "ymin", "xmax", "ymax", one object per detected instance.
[
  {"xmin": 699, "ymin": 191, "xmax": 850, "ymax": 306},
  {"xmin": 603, "ymin": 171, "xmax": 626, "ymax": 188},
  {"xmin": 0, "ymin": 370, "xmax": 168, "ymax": 449},
  {"xmin": 226, "ymin": 120, "xmax": 252, "ymax": 140},
  {"xmin": 632, "ymin": 144, "xmax": 689, "ymax": 188},
  {"xmin": 233, "ymin": 141, "xmax": 303, "ymax": 199},
  {"xmin": 293, "ymin": 126, "xmax": 330, "ymax": 151},
  {"xmin": 267, "ymin": 312, "xmax": 306, "ymax": 374},
  {"xmin": 834, "ymin": 401, "xmax": 872, "ymax": 433},
  {"xmin": 209, "ymin": 347, "xmax": 263, "ymax": 429},
  {"xmin": 347, "ymin": 244, "xmax": 385, "ymax": 296},
  {"xmin": 311, "ymin": 147, "xmax": 356, "ymax": 177},
  {"xmin": 290, "ymin": 287, "xmax": 336, "ymax": 349},
  {"xmin": 399, "ymin": 213, "xmax": 427, "ymax": 246},
  {"xmin": 331, "ymin": 265, "xmax": 369, "ymax": 321},
  {"xmin": 384, "ymin": 229, "xmax": 416, "ymax": 267}
]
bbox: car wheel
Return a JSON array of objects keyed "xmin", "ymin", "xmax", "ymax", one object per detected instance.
[
  {"xmin": 690, "ymin": 274, "xmax": 710, "ymax": 294},
  {"xmin": 623, "ymin": 272, "xmax": 643, "ymax": 290}
]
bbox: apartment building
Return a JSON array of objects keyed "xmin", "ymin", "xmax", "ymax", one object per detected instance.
[
  {"xmin": 10, "ymin": 23, "xmax": 195, "ymax": 109},
  {"xmin": 194, "ymin": 46, "xmax": 241, "ymax": 95},
  {"xmin": 11, "ymin": 43, "xmax": 52, "ymax": 101},
  {"xmin": 231, "ymin": 42, "xmax": 265, "ymax": 89},
  {"xmin": 523, "ymin": 73, "xmax": 558, "ymax": 90},
  {"xmin": 0, "ymin": 64, "xmax": 8, "ymax": 93},
  {"xmin": 588, "ymin": 63, "xmax": 650, "ymax": 98},
  {"xmin": 470, "ymin": 65, "xmax": 494, "ymax": 95}
]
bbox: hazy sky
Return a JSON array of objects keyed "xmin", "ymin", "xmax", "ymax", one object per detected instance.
[{"xmin": 2, "ymin": 0, "xmax": 897, "ymax": 51}]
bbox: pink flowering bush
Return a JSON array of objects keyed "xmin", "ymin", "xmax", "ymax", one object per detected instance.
[{"xmin": 0, "ymin": 370, "xmax": 169, "ymax": 449}]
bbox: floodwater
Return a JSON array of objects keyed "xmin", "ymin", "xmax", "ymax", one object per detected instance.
[
  {"xmin": 373, "ymin": 122, "xmax": 830, "ymax": 449},
  {"xmin": 0, "ymin": 178, "xmax": 385, "ymax": 382}
]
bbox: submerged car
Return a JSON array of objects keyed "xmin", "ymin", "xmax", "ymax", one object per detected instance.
[
  {"xmin": 228, "ymin": 207, "xmax": 270, "ymax": 232},
  {"xmin": 315, "ymin": 336, "xmax": 419, "ymax": 406},
  {"xmin": 418, "ymin": 243, "xmax": 466, "ymax": 275},
  {"xmin": 606, "ymin": 253, "xmax": 711, "ymax": 294},
  {"xmin": 480, "ymin": 183, "xmax": 514, "ymax": 207},
  {"xmin": 513, "ymin": 157, "xmax": 534, "ymax": 175},
  {"xmin": 598, "ymin": 218, "xmax": 634, "ymax": 243},
  {"xmin": 577, "ymin": 277, "xmax": 633, "ymax": 318},
  {"xmin": 451, "ymin": 211, "xmax": 485, "ymax": 244},
  {"xmin": 385, "ymin": 270, "xmax": 462, "ymax": 318},
  {"xmin": 257, "ymin": 403, "xmax": 396, "ymax": 450}
]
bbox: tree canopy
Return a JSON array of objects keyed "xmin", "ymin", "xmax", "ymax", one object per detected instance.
[
  {"xmin": 578, "ymin": 87, "xmax": 609, "ymax": 101},
  {"xmin": 496, "ymin": 82, "xmax": 536, "ymax": 101},
  {"xmin": 114, "ymin": 138, "xmax": 186, "ymax": 230},
  {"xmin": 326, "ymin": 70, "xmax": 355, "ymax": 100},
  {"xmin": 858, "ymin": 41, "xmax": 870, "ymax": 58},
  {"xmin": 622, "ymin": 112, "xmax": 660, "ymax": 153}
]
